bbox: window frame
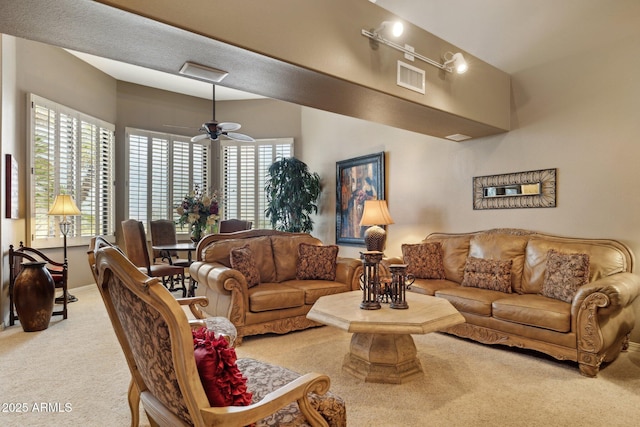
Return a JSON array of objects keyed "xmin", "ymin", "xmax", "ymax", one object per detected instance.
[
  {"xmin": 28, "ymin": 94, "xmax": 116, "ymax": 249},
  {"xmin": 221, "ymin": 138, "xmax": 293, "ymax": 229},
  {"xmin": 124, "ymin": 127, "xmax": 212, "ymax": 234}
]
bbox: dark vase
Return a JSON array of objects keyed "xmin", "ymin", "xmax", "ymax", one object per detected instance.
[{"xmin": 13, "ymin": 261, "xmax": 55, "ymax": 332}]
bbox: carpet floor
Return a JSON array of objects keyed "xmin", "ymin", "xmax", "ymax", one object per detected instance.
[{"xmin": 2, "ymin": 284, "xmax": 640, "ymax": 426}]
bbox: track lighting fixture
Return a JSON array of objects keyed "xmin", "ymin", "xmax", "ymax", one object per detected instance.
[{"xmin": 361, "ymin": 23, "xmax": 469, "ymax": 74}]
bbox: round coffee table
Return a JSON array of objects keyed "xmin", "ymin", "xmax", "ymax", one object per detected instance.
[{"xmin": 307, "ymin": 290, "xmax": 465, "ymax": 383}]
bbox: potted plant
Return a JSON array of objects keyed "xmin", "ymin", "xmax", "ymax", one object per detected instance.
[{"xmin": 265, "ymin": 157, "xmax": 321, "ymax": 233}]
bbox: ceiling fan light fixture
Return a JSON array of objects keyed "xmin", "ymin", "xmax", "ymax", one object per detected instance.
[{"xmin": 179, "ymin": 62, "xmax": 229, "ymax": 83}]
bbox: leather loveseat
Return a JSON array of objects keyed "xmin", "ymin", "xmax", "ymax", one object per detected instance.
[
  {"xmin": 385, "ymin": 228, "xmax": 640, "ymax": 376},
  {"xmin": 190, "ymin": 230, "xmax": 361, "ymax": 344}
]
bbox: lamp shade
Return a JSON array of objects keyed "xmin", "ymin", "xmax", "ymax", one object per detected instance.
[
  {"xmin": 48, "ymin": 194, "xmax": 81, "ymax": 216},
  {"xmin": 360, "ymin": 200, "xmax": 394, "ymax": 226}
]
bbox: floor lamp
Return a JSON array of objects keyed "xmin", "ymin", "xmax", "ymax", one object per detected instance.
[{"xmin": 48, "ymin": 194, "xmax": 81, "ymax": 303}]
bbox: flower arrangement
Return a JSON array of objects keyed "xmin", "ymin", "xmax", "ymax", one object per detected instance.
[{"xmin": 176, "ymin": 185, "xmax": 221, "ymax": 242}]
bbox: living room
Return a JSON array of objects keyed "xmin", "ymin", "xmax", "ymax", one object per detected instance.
[{"xmin": 1, "ymin": 0, "xmax": 640, "ymax": 425}]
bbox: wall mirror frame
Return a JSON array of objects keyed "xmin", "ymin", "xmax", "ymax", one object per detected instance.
[{"xmin": 473, "ymin": 168, "xmax": 557, "ymax": 210}]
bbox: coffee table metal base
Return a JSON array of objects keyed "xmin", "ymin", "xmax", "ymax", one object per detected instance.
[{"xmin": 342, "ymin": 332, "xmax": 423, "ymax": 384}]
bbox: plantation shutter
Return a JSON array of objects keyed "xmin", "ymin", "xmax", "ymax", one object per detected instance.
[
  {"xmin": 30, "ymin": 94, "xmax": 115, "ymax": 247},
  {"xmin": 221, "ymin": 138, "xmax": 293, "ymax": 229},
  {"xmin": 126, "ymin": 128, "xmax": 210, "ymax": 231}
]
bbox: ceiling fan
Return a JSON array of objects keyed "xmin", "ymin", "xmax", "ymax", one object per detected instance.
[{"xmin": 190, "ymin": 85, "xmax": 255, "ymax": 143}]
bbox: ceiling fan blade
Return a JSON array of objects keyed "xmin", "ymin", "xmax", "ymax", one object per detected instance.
[
  {"xmin": 224, "ymin": 132, "xmax": 255, "ymax": 142},
  {"xmin": 190, "ymin": 133, "xmax": 209, "ymax": 142},
  {"xmin": 217, "ymin": 122, "xmax": 241, "ymax": 132}
]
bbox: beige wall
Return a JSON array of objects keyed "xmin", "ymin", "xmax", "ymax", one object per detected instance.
[
  {"xmin": 2, "ymin": 30, "xmax": 640, "ymax": 343},
  {"xmin": 303, "ymin": 30, "xmax": 640, "ymax": 342}
]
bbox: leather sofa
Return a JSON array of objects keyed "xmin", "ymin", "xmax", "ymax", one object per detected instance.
[
  {"xmin": 190, "ymin": 230, "xmax": 361, "ymax": 344},
  {"xmin": 384, "ymin": 228, "xmax": 640, "ymax": 377}
]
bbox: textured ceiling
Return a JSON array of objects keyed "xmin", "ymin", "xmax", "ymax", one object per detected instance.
[{"xmin": 375, "ymin": 0, "xmax": 640, "ymax": 74}]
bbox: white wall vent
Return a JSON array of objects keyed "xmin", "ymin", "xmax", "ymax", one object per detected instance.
[{"xmin": 397, "ymin": 61, "xmax": 425, "ymax": 94}]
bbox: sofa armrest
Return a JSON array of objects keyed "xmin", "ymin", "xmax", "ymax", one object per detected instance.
[
  {"xmin": 573, "ymin": 272, "xmax": 640, "ymax": 314},
  {"xmin": 572, "ymin": 272, "xmax": 640, "ymax": 372},
  {"xmin": 191, "ymin": 261, "xmax": 251, "ymax": 326},
  {"xmin": 336, "ymin": 257, "xmax": 361, "ymax": 291}
]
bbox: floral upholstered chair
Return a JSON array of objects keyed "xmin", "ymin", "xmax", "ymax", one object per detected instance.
[{"xmin": 88, "ymin": 238, "xmax": 346, "ymax": 427}]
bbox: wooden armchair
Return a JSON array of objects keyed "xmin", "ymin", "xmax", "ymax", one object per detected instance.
[
  {"xmin": 9, "ymin": 242, "xmax": 69, "ymax": 325},
  {"xmin": 88, "ymin": 237, "xmax": 346, "ymax": 427}
]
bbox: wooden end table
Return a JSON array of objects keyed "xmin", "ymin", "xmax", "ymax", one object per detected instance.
[{"xmin": 307, "ymin": 290, "xmax": 465, "ymax": 384}]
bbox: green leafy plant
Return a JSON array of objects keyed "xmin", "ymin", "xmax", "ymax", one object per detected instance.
[{"xmin": 265, "ymin": 157, "xmax": 321, "ymax": 233}]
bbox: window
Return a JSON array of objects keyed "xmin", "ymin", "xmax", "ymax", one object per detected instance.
[
  {"xmin": 125, "ymin": 128, "xmax": 210, "ymax": 231},
  {"xmin": 29, "ymin": 94, "xmax": 115, "ymax": 248},
  {"xmin": 222, "ymin": 138, "xmax": 293, "ymax": 229}
]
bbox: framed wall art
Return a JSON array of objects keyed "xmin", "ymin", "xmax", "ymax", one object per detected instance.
[
  {"xmin": 336, "ymin": 151, "xmax": 385, "ymax": 245},
  {"xmin": 473, "ymin": 168, "xmax": 557, "ymax": 210},
  {"xmin": 5, "ymin": 154, "xmax": 19, "ymax": 219}
]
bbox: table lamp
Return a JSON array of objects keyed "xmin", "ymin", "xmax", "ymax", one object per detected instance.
[
  {"xmin": 48, "ymin": 194, "xmax": 81, "ymax": 303},
  {"xmin": 359, "ymin": 199, "xmax": 394, "ymax": 251}
]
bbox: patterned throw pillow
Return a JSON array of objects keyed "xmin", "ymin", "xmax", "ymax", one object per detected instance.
[
  {"xmin": 401, "ymin": 242, "xmax": 446, "ymax": 279},
  {"xmin": 192, "ymin": 327, "xmax": 252, "ymax": 407},
  {"xmin": 541, "ymin": 249, "xmax": 590, "ymax": 303},
  {"xmin": 230, "ymin": 245, "xmax": 260, "ymax": 288},
  {"xmin": 461, "ymin": 256, "xmax": 513, "ymax": 293},
  {"xmin": 296, "ymin": 243, "xmax": 339, "ymax": 280}
]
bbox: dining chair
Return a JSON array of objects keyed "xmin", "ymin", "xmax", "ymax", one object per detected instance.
[
  {"xmin": 9, "ymin": 242, "xmax": 69, "ymax": 325},
  {"xmin": 121, "ymin": 219, "xmax": 187, "ymax": 297},
  {"xmin": 219, "ymin": 219, "xmax": 253, "ymax": 233},
  {"xmin": 88, "ymin": 240, "xmax": 346, "ymax": 427},
  {"xmin": 149, "ymin": 219, "xmax": 192, "ymax": 268}
]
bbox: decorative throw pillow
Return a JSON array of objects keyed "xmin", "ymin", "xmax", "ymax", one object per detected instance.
[
  {"xmin": 461, "ymin": 256, "xmax": 513, "ymax": 293},
  {"xmin": 401, "ymin": 242, "xmax": 446, "ymax": 279},
  {"xmin": 230, "ymin": 246, "xmax": 260, "ymax": 288},
  {"xmin": 192, "ymin": 327, "xmax": 252, "ymax": 407},
  {"xmin": 296, "ymin": 243, "xmax": 339, "ymax": 280},
  {"xmin": 541, "ymin": 249, "xmax": 590, "ymax": 303}
]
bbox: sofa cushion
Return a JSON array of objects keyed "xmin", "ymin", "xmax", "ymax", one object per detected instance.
[
  {"xmin": 427, "ymin": 235, "xmax": 470, "ymax": 283},
  {"xmin": 409, "ymin": 278, "xmax": 459, "ymax": 296},
  {"xmin": 522, "ymin": 239, "xmax": 624, "ymax": 294},
  {"xmin": 248, "ymin": 283, "xmax": 305, "ymax": 312},
  {"xmin": 469, "ymin": 233, "xmax": 528, "ymax": 293},
  {"xmin": 541, "ymin": 250, "xmax": 590, "ymax": 303},
  {"xmin": 284, "ymin": 280, "xmax": 349, "ymax": 305},
  {"xmin": 271, "ymin": 235, "xmax": 322, "ymax": 282},
  {"xmin": 435, "ymin": 287, "xmax": 507, "ymax": 316},
  {"xmin": 492, "ymin": 294, "xmax": 571, "ymax": 333},
  {"xmin": 461, "ymin": 256, "xmax": 513, "ymax": 293},
  {"xmin": 402, "ymin": 242, "xmax": 446, "ymax": 279},
  {"xmin": 202, "ymin": 236, "xmax": 276, "ymax": 283},
  {"xmin": 230, "ymin": 246, "xmax": 260, "ymax": 288},
  {"xmin": 296, "ymin": 243, "xmax": 339, "ymax": 280},
  {"xmin": 192, "ymin": 327, "xmax": 252, "ymax": 407}
]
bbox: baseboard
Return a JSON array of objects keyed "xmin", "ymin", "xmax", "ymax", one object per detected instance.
[{"xmin": 628, "ymin": 341, "xmax": 640, "ymax": 353}]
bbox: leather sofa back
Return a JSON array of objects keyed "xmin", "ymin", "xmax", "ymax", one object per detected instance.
[
  {"xmin": 200, "ymin": 232, "xmax": 321, "ymax": 283},
  {"xmin": 425, "ymin": 229, "xmax": 634, "ymax": 294}
]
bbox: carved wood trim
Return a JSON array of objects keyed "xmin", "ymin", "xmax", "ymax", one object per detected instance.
[
  {"xmin": 444, "ymin": 323, "xmax": 577, "ymax": 362},
  {"xmin": 236, "ymin": 316, "xmax": 322, "ymax": 344},
  {"xmin": 577, "ymin": 292, "xmax": 609, "ymax": 353}
]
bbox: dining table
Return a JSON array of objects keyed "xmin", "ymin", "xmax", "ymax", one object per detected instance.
[{"xmin": 151, "ymin": 242, "xmax": 198, "ymax": 296}]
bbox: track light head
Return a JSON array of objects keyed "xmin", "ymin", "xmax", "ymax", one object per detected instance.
[
  {"xmin": 373, "ymin": 20, "xmax": 404, "ymax": 38},
  {"xmin": 443, "ymin": 52, "xmax": 468, "ymax": 74}
]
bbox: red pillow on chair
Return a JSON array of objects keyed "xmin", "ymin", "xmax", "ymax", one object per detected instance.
[{"xmin": 192, "ymin": 327, "xmax": 252, "ymax": 407}]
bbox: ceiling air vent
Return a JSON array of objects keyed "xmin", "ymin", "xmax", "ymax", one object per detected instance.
[
  {"xmin": 445, "ymin": 133, "xmax": 472, "ymax": 142},
  {"xmin": 397, "ymin": 61, "xmax": 425, "ymax": 94}
]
